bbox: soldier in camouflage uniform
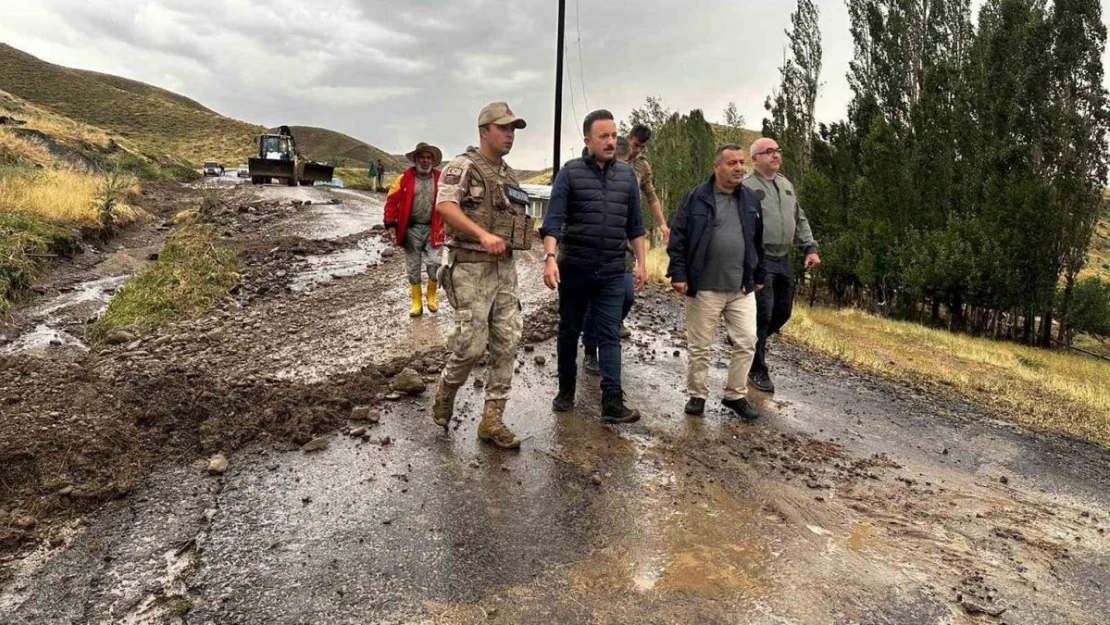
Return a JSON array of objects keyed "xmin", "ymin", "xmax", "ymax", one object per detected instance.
[{"xmin": 431, "ymin": 102, "xmax": 533, "ymax": 450}]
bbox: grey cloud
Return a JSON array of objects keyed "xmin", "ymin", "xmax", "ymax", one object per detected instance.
[{"xmin": 3, "ymin": 0, "xmax": 934, "ymax": 168}]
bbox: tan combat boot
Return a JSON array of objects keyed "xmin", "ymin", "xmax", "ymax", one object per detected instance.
[
  {"xmin": 477, "ymin": 399, "xmax": 521, "ymax": 450},
  {"xmin": 432, "ymin": 382, "xmax": 458, "ymax": 429}
]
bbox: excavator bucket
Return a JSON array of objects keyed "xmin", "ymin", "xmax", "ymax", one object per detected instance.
[
  {"xmin": 301, "ymin": 161, "xmax": 335, "ymax": 185},
  {"xmin": 248, "ymin": 157, "xmax": 297, "ymax": 184}
]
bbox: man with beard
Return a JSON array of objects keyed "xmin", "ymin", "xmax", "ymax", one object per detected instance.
[
  {"xmin": 541, "ymin": 109, "xmax": 648, "ymax": 424},
  {"xmin": 742, "ymin": 138, "xmax": 820, "ymax": 393},
  {"xmin": 384, "ymin": 142, "xmax": 445, "ymax": 317}
]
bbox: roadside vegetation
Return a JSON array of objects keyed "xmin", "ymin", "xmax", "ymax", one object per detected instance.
[
  {"xmin": 0, "ymin": 128, "xmax": 145, "ymax": 312},
  {"xmin": 92, "ymin": 215, "xmax": 239, "ymax": 338},
  {"xmin": 784, "ymin": 305, "xmax": 1110, "ymax": 447}
]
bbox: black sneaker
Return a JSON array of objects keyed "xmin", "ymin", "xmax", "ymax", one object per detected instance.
[
  {"xmin": 583, "ymin": 350, "xmax": 600, "ymax": 375},
  {"xmin": 552, "ymin": 390, "xmax": 575, "ymax": 412},
  {"xmin": 722, "ymin": 397, "xmax": 760, "ymax": 421},
  {"xmin": 748, "ymin": 369, "xmax": 775, "ymax": 393},
  {"xmin": 602, "ymin": 393, "xmax": 640, "ymax": 424},
  {"xmin": 684, "ymin": 397, "xmax": 706, "ymax": 416}
]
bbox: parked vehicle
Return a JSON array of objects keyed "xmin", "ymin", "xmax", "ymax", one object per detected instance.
[
  {"xmin": 237, "ymin": 163, "xmax": 249, "ymax": 178},
  {"xmin": 203, "ymin": 161, "xmax": 223, "ymax": 176}
]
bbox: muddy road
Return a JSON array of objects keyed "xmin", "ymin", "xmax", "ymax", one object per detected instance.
[{"xmin": 2, "ymin": 181, "xmax": 1109, "ymax": 624}]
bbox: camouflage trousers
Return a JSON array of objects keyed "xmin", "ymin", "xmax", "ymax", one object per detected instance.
[{"xmin": 438, "ymin": 251, "xmax": 522, "ymax": 401}]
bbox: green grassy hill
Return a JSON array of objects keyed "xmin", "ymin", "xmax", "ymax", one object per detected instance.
[
  {"xmin": 0, "ymin": 43, "xmax": 263, "ymax": 166},
  {"xmin": 279, "ymin": 125, "xmax": 402, "ymax": 170}
]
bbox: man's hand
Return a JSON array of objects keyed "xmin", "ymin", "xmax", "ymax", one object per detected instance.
[
  {"xmin": 633, "ymin": 265, "xmax": 647, "ymax": 291},
  {"xmin": 671, "ymin": 281, "xmax": 688, "ymax": 295},
  {"xmin": 480, "ymin": 232, "xmax": 507, "ymax": 256},
  {"xmin": 660, "ymin": 223, "xmax": 671, "ymax": 244},
  {"xmin": 755, "ymin": 284, "xmax": 764, "ymax": 292},
  {"xmin": 386, "ymin": 227, "xmax": 396, "ymax": 240},
  {"xmin": 804, "ymin": 253, "xmax": 821, "ymax": 270},
  {"xmin": 543, "ymin": 258, "xmax": 560, "ymax": 290}
]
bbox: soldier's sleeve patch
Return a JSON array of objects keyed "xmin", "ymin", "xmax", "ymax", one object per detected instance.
[{"xmin": 443, "ymin": 166, "xmax": 464, "ymax": 185}]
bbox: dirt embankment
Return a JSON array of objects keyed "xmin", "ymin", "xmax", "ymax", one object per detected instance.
[{"xmin": 0, "ymin": 181, "xmax": 559, "ymax": 554}]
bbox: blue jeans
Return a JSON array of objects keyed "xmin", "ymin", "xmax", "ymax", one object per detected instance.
[
  {"xmin": 582, "ymin": 272, "xmax": 635, "ymax": 350},
  {"xmin": 557, "ymin": 267, "xmax": 625, "ymax": 395}
]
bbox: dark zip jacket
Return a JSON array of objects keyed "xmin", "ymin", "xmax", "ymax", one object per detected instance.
[{"xmin": 666, "ymin": 175, "xmax": 765, "ymax": 297}]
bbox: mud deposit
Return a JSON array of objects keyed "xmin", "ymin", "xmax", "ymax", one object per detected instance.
[{"xmin": 2, "ymin": 183, "xmax": 1108, "ymax": 624}]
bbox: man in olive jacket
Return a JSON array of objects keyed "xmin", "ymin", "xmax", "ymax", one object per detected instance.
[{"xmin": 742, "ymin": 137, "xmax": 821, "ymax": 393}]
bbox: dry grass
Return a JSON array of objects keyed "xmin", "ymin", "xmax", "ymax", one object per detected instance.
[
  {"xmin": 783, "ymin": 305, "xmax": 1110, "ymax": 447},
  {"xmin": 1081, "ymin": 209, "xmax": 1110, "ymax": 281},
  {"xmin": 0, "ymin": 127, "xmax": 52, "ymax": 166},
  {"xmin": 0, "ymin": 168, "xmax": 143, "ymax": 229}
]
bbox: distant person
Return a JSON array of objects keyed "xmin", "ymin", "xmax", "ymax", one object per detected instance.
[
  {"xmin": 376, "ymin": 158, "xmax": 386, "ymax": 190},
  {"xmin": 368, "ymin": 160, "xmax": 379, "ymax": 187},
  {"xmin": 431, "ymin": 102, "xmax": 532, "ymax": 450},
  {"xmin": 667, "ymin": 144, "xmax": 764, "ymax": 420},
  {"xmin": 384, "ymin": 142, "xmax": 445, "ymax": 318},
  {"xmin": 541, "ymin": 109, "xmax": 647, "ymax": 424},
  {"xmin": 742, "ymin": 138, "xmax": 820, "ymax": 394}
]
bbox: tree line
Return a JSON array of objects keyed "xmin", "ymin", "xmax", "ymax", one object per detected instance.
[{"xmin": 627, "ymin": 0, "xmax": 1110, "ymax": 347}]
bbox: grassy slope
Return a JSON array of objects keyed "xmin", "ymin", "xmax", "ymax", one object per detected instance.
[
  {"xmin": 278, "ymin": 125, "xmax": 403, "ymax": 170},
  {"xmin": 785, "ymin": 306, "xmax": 1110, "ymax": 447},
  {"xmin": 1081, "ymin": 205, "xmax": 1110, "ymax": 282},
  {"xmin": 0, "ymin": 43, "xmax": 262, "ymax": 165}
]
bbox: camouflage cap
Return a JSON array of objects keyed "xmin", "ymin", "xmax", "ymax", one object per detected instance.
[{"xmin": 478, "ymin": 102, "xmax": 527, "ymax": 129}]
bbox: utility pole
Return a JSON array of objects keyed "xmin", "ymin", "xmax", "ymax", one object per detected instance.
[{"xmin": 552, "ymin": 0, "xmax": 566, "ymax": 182}]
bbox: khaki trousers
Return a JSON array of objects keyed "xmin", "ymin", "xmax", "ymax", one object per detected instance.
[
  {"xmin": 685, "ymin": 289, "xmax": 757, "ymax": 401},
  {"xmin": 439, "ymin": 253, "xmax": 522, "ymax": 401}
]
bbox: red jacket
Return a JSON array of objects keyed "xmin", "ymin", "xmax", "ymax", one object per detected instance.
[{"xmin": 383, "ymin": 167, "xmax": 445, "ymax": 247}]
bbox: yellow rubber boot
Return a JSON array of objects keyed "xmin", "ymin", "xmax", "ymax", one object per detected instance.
[
  {"xmin": 409, "ymin": 284, "xmax": 423, "ymax": 317},
  {"xmin": 426, "ymin": 280, "xmax": 438, "ymax": 313}
]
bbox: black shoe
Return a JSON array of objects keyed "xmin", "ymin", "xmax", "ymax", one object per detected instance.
[
  {"xmin": 552, "ymin": 390, "xmax": 575, "ymax": 412},
  {"xmin": 748, "ymin": 369, "xmax": 775, "ymax": 393},
  {"xmin": 684, "ymin": 397, "xmax": 706, "ymax": 416},
  {"xmin": 722, "ymin": 397, "xmax": 760, "ymax": 421},
  {"xmin": 583, "ymin": 350, "xmax": 600, "ymax": 375},
  {"xmin": 602, "ymin": 393, "xmax": 640, "ymax": 424}
]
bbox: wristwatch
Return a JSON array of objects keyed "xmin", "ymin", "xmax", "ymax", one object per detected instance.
[{"xmin": 544, "ymin": 252, "xmax": 557, "ymax": 262}]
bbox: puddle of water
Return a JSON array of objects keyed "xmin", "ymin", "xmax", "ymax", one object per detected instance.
[
  {"xmin": 289, "ymin": 238, "xmax": 390, "ymax": 292},
  {"xmin": 2, "ymin": 275, "xmax": 130, "ymax": 355},
  {"xmin": 0, "ymin": 324, "xmax": 87, "ymax": 355},
  {"xmin": 32, "ymin": 275, "xmax": 129, "ymax": 319}
]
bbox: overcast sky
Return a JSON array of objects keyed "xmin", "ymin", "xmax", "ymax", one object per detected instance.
[{"xmin": 2, "ymin": 0, "xmax": 1109, "ymax": 170}]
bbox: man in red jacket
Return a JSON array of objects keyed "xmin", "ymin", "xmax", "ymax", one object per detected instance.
[{"xmin": 384, "ymin": 143, "xmax": 445, "ymax": 317}]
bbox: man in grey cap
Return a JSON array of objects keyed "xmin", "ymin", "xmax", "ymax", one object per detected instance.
[
  {"xmin": 384, "ymin": 142, "xmax": 445, "ymax": 317},
  {"xmin": 431, "ymin": 102, "xmax": 533, "ymax": 450}
]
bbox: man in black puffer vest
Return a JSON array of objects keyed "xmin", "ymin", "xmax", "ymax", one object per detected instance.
[{"xmin": 540, "ymin": 110, "xmax": 648, "ymax": 424}]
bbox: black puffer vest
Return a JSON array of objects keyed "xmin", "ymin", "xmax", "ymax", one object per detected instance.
[{"xmin": 558, "ymin": 157, "xmax": 637, "ymax": 275}]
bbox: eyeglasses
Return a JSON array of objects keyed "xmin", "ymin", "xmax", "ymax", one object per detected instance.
[{"xmin": 755, "ymin": 148, "xmax": 783, "ymax": 157}]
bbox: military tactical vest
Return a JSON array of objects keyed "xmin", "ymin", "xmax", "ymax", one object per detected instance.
[{"xmin": 453, "ymin": 149, "xmax": 533, "ymax": 262}]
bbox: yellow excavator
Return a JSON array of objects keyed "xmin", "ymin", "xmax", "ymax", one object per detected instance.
[{"xmin": 248, "ymin": 126, "xmax": 334, "ymax": 186}]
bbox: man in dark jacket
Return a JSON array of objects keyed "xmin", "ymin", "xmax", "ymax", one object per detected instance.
[
  {"xmin": 667, "ymin": 144, "xmax": 765, "ymax": 420},
  {"xmin": 540, "ymin": 109, "xmax": 648, "ymax": 424}
]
